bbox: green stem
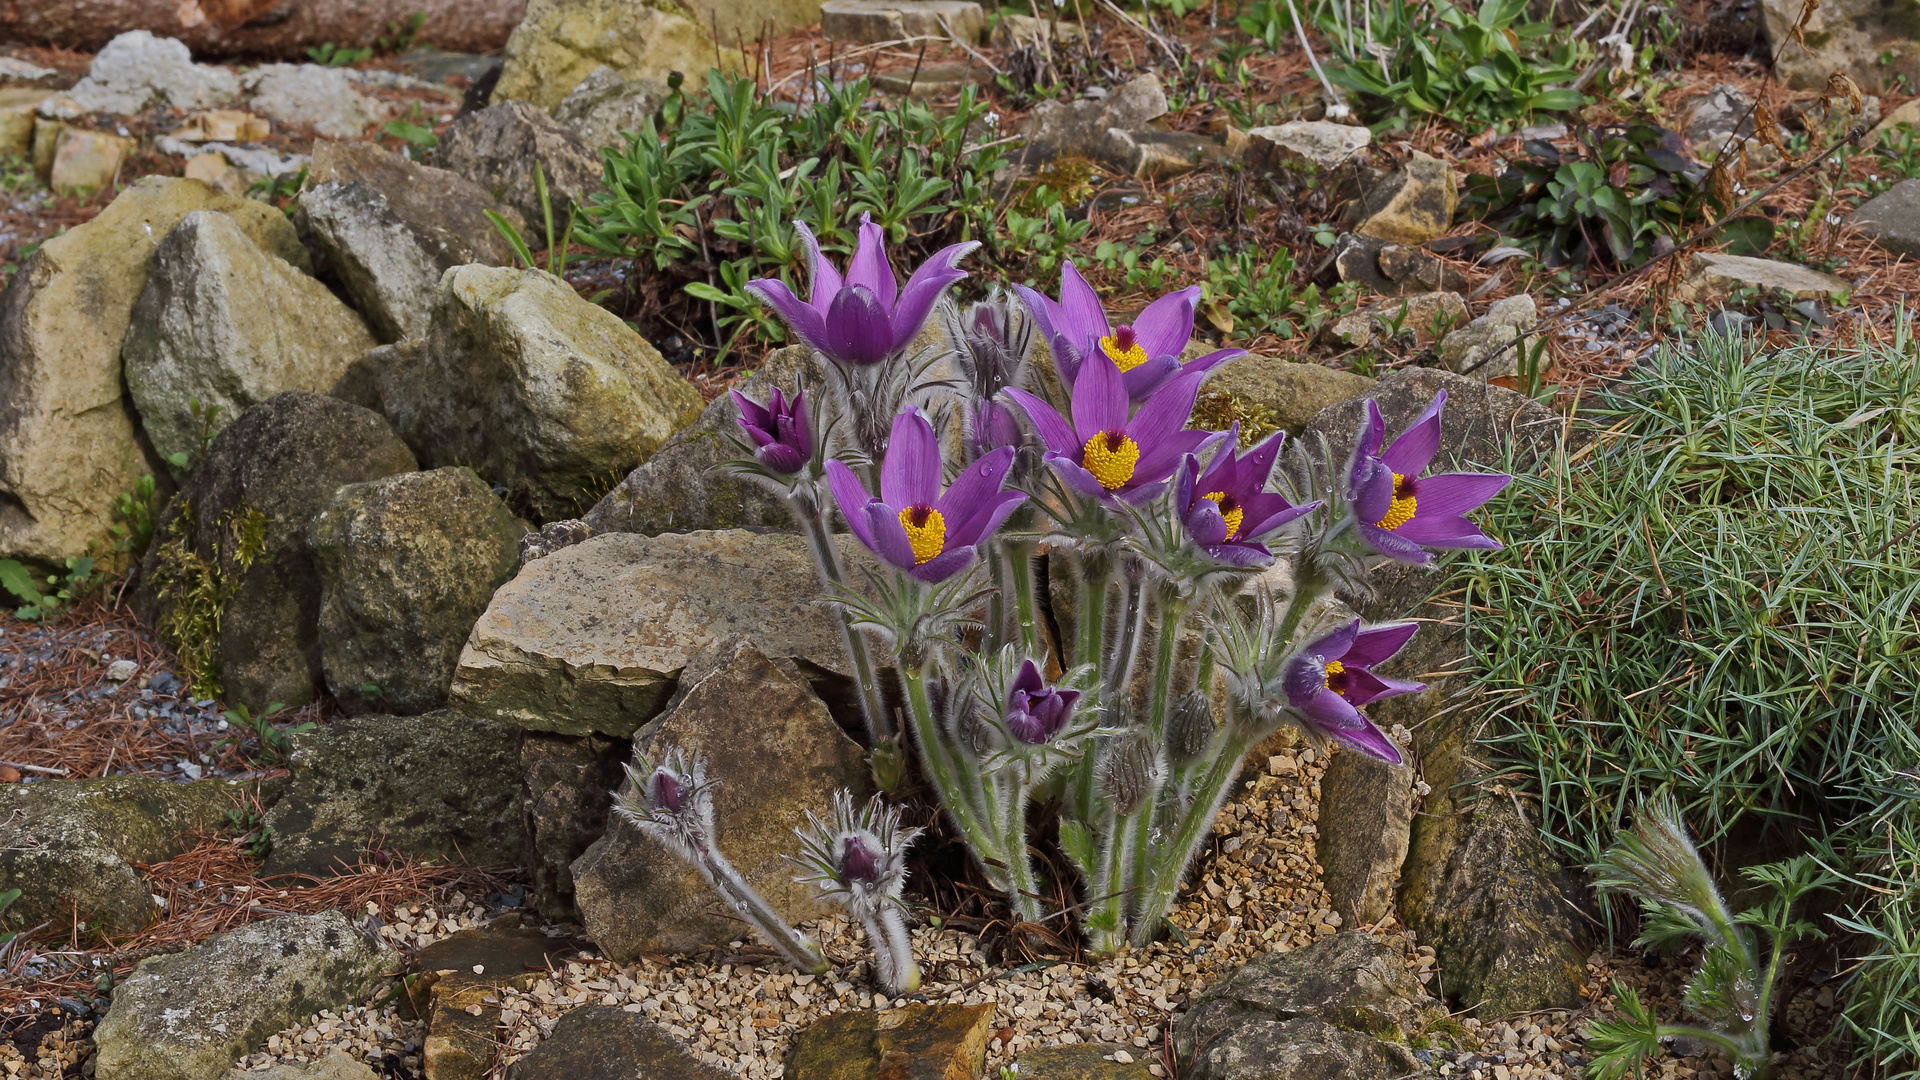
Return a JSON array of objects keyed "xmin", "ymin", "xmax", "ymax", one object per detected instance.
[
  {"xmin": 1273, "ymin": 563, "xmax": 1321, "ymax": 654},
  {"xmin": 900, "ymin": 663, "xmax": 1000, "ymax": 868},
  {"xmin": 1075, "ymin": 552, "xmax": 1110, "ymax": 670},
  {"xmin": 1000, "ymin": 772, "xmax": 1044, "ymax": 924},
  {"xmin": 1004, "ymin": 538, "xmax": 1042, "ymax": 657},
  {"xmin": 1131, "ymin": 728, "xmax": 1250, "ymax": 948},
  {"xmin": 796, "ymin": 498, "xmax": 894, "ymax": 750},
  {"xmin": 985, "ymin": 541, "xmax": 1007, "ymax": 654},
  {"xmin": 1086, "ymin": 802, "xmax": 1131, "ymax": 956}
]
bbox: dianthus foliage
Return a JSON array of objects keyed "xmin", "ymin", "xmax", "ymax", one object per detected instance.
[{"xmin": 1454, "ymin": 331, "xmax": 1920, "ymax": 1074}]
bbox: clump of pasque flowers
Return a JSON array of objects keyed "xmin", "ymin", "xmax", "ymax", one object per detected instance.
[{"xmin": 624, "ymin": 220, "xmax": 1516, "ymax": 983}]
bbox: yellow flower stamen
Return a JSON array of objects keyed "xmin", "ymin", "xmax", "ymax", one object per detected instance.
[
  {"xmin": 1203, "ymin": 491, "xmax": 1244, "ymax": 539},
  {"xmin": 1100, "ymin": 333, "xmax": 1149, "ymax": 373},
  {"xmin": 1082, "ymin": 432, "xmax": 1141, "ymax": 490},
  {"xmin": 1322, "ymin": 658, "xmax": 1345, "ymax": 689},
  {"xmin": 1375, "ymin": 473, "xmax": 1417, "ymax": 531},
  {"xmin": 897, "ymin": 506, "xmax": 946, "ymax": 565}
]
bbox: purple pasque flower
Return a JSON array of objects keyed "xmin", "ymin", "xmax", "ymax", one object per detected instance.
[
  {"xmin": 746, "ymin": 214, "xmax": 977, "ymax": 366},
  {"xmin": 1348, "ymin": 391, "xmax": 1513, "ymax": 565},
  {"xmin": 969, "ymin": 398, "xmax": 1025, "ymax": 459},
  {"xmin": 1280, "ymin": 620, "xmax": 1424, "ymax": 765},
  {"xmin": 824, "ymin": 409, "xmax": 1027, "ymax": 583},
  {"xmin": 730, "ymin": 384, "xmax": 812, "ymax": 475},
  {"xmin": 1012, "ymin": 261, "xmax": 1244, "ymax": 399},
  {"xmin": 1004, "ymin": 659, "xmax": 1082, "ymax": 745},
  {"xmin": 1176, "ymin": 427, "xmax": 1321, "ymax": 567},
  {"xmin": 1005, "ymin": 348, "xmax": 1224, "ymax": 505}
]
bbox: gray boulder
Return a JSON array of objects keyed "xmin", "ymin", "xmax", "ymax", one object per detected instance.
[
  {"xmin": 551, "ymin": 65, "xmax": 670, "ymax": 151},
  {"xmin": 0, "ymin": 176, "xmax": 303, "ymax": 567},
  {"xmin": 1018, "ymin": 74, "xmax": 1169, "ymax": 171},
  {"xmin": 1682, "ymin": 83, "xmax": 1755, "ymax": 151},
  {"xmin": 505, "ymin": 1006, "xmax": 731, "ymax": 1080},
  {"xmin": 1176, "ymin": 932, "xmax": 1430, "ymax": 1080},
  {"xmin": 581, "ymin": 344, "xmax": 813, "ymax": 536},
  {"xmin": 308, "ymin": 140, "xmax": 527, "ymax": 268},
  {"xmin": 1436, "ymin": 294, "xmax": 1539, "ymax": 381},
  {"xmin": 492, "ymin": 0, "xmax": 727, "ymax": 111},
  {"xmin": 259, "ymin": 710, "xmax": 524, "ymax": 877},
  {"xmin": 124, "ymin": 210, "xmax": 376, "ymax": 471},
  {"xmin": 520, "ymin": 732, "xmax": 629, "ymax": 922},
  {"xmin": 0, "ymin": 777, "xmax": 278, "ymax": 934},
  {"xmin": 1763, "ymin": 0, "xmax": 1920, "ymax": 91},
  {"xmin": 242, "ymin": 64, "xmax": 384, "ymax": 139},
  {"xmin": 570, "ymin": 638, "xmax": 868, "ymax": 959},
  {"xmin": 820, "ymin": 0, "xmax": 987, "ymax": 43},
  {"xmin": 51, "ymin": 31, "xmax": 238, "ymax": 116},
  {"xmin": 431, "ymin": 101, "xmax": 602, "ymax": 233},
  {"xmin": 1315, "ymin": 749, "xmax": 1415, "ymax": 927},
  {"xmin": 223, "ymin": 1054, "xmax": 379, "ymax": 1080},
  {"xmin": 135, "ymin": 391, "xmax": 419, "ymax": 708},
  {"xmin": 307, "ymin": 468, "xmax": 526, "ymax": 715},
  {"xmin": 398, "ymin": 265, "xmax": 704, "ymax": 522},
  {"xmin": 1850, "ymin": 177, "xmax": 1920, "ymax": 258},
  {"xmin": 1350, "ymin": 151, "xmax": 1457, "ymax": 245},
  {"xmin": 92, "ymin": 911, "xmax": 399, "ymax": 1080},
  {"xmin": 1196, "ymin": 356, "xmax": 1375, "ymax": 438},
  {"xmin": 450, "ymin": 529, "xmax": 867, "ymax": 738}
]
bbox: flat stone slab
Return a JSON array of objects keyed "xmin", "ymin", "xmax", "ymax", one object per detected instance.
[
  {"xmin": 1849, "ymin": 177, "xmax": 1920, "ymax": 257},
  {"xmin": 411, "ymin": 922, "xmax": 584, "ymax": 986},
  {"xmin": 1247, "ymin": 120, "xmax": 1371, "ymax": 171},
  {"xmin": 787, "ymin": 1003, "xmax": 995, "ymax": 1080},
  {"xmin": 821, "ymin": 0, "xmax": 986, "ymax": 43},
  {"xmin": 1677, "ymin": 252, "xmax": 1853, "ymax": 302},
  {"xmin": 505, "ymin": 1006, "xmax": 730, "ymax": 1080}
]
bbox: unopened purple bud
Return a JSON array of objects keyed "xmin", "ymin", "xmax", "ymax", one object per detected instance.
[
  {"xmin": 1003, "ymin": 660, "xmax": 1079, "ymax": 745},
  {"xmin": 731, "ymin": 386, "xmax": 812, "ymax": 476},
  {"xmin": 650, "ymin": 769, "xmax": 686, "ymax": 813},
  {"xmin": 971, "ymin": 399, "xmax": 1024, "ymax": 459},
  {"xmin": 839, "ymin": 834, "xmax": 882, "ymax": 883}
]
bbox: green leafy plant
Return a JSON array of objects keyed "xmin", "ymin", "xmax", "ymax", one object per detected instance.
[
  {"xmin": 246, "ymin": 165, "xmax": 309, "ymax": 216},
  {"xmin": 1203, "ymin": 248, "xmax": 1352, "ymax": 341},
  {"xmin": 111, "ymin": 474, "xmax": 165, "ymax": 561},
  {"xmin": 1323, "ymin": 0, "xmax": 1585, "ymax": 128},
  {"xmin": 166, "ymin": 397, "xmax": 226, "ymax": 472},
  {"xmin": 224, "ymin": 806, "xmax": 276, "ymax": 858},
  {"xmin": 305, "ymin": 42, "xmax": 371, "ymax": 66},
  {"xmin": 376, "ymin": 12, "xmax": 428, "ymax": 53},
  {"xmin": 486, "ymin": 161, "xmax": 575, "ymax": 276},
  {"xmin": 1236, "ymin": 0, "xmax": 1296, "ymax": 52},
  {"xmin": 0, "ymin": 556, "xmax": 97, "ymax": 622},
  {"xmin": 146, "ymin": 501, "xmax": 271, "ymax": 697},
  {"xmin": 1463, "ymin": 124, "xmax": 1759, "ymax": 269},
  {"xmin": 0, "ymin": 887, "xmax": 21, "ymax": 947},
  {"xmin": 1584, "ymin": 795, "xmax": 1835, "ymax": 1080},
  {"xmin": 223, "ymin": 701, "xmax": 314, "ymax": 766}
]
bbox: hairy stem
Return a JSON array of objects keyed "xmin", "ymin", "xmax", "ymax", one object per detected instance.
[
  {"xmin": 900, "ymin": 663, "xmax": 1001, "ymax": 870},
  {"xmin": 862, "ymin": 907, "xmax": 922, "ymax": 995},
  {"xmin": 794, "ymin": 495, "xmax": 895, "ymax": 753},
  {"xmin": 697, "ymin": 842, "xmax": 829, "ymax": 974},
  {"xmin": 999, "ymin": 772, "xmax": 1045, "ymax": 924},
  {"xmin": 1003, "ymin": 538, "xmax": 1042, "ymax": 657},
  {"xmin": 1106, "ymin": 560, "xmax": 1149, "ymax": 699},
  {"xmin": 1132, "ymin": 727, "xmax": 1250, "ymax": 948},
  {"xmin": 1086, "ymin": 802, "xmax": 1132, "ymax": 956}
]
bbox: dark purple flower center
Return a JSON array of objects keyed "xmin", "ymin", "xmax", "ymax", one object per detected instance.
[
  {"xmin": 839, "ymin": 834, "xmax": 881, "ymax": 883},
  {"xmin": 903, "ymin": 504, "xmax": 936, "ymax": 528},
  {"xmin": 650, "ymin": 770, "xmax": 685, "ymax": 813},
  {"xmin": 1111, "ymin": 324, "xmax": 1137, "ymax": 351},
  {"xmin": 1323, "ymin": 659, "xmax": 1354, "ymax": 698}
]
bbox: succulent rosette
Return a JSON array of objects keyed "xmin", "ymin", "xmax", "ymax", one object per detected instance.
[
  {"xmin": 1279, "ymin": 619, "xmax": 1424, "ymax": 764},
  {"xmin": 1005, "ymin": 350, "xmax": 1225, "ymax": 505},
  {"xmin": 1012, "ymin": 261, "xmax": 1244, "ymax": 399},
  {"xmin": 824, "ymin": 409, "xmax": 1027, "ymax": 582},
  {"xmin": 1348, "ymin": 391, "xmax": 1513, "ymax": 564},
  {"xmin": 1175, "ymin": 427, "xmax": 1321, "ymax": 566},
  {"xmin": 746, "ymin": 214, "xmax": 977, "ymax": 366},
  {"xmin": 730, "ymin": 384, "xmax": 812, "ymax": 475}
]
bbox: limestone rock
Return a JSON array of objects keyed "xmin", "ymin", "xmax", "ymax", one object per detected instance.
[
  {"xmin": 1351, "ymin": 151, "xmax": 1457, "ymax": 245},
  {"xmin": 1786, "ymin": 94, "xmax": 1880, "ymax": 139},
  {"xmin": 260, "ymin": 710, "xmax": 523, "ymax": 877},
  {"xmin": 423, "ymin": 979, "xmax": 495, "ymax": 1080},
  {"xmin": 1399, "ymin": 800, "xmax": 1591, "ymax": 1015},
  {"xmin": 1014, "ymin": 1044, "xmax": 1155, "ymax": 1080},
  {"xmin": 1763, "ymin": 0, "xmax": 1920, "ymax": 91},
  {"xmin": 135, "ymin": 391, "xmax": 418, "ymax": 707},
  {"xmin": 124, "ymin": 210, "xmax": 375, "ymax": 470},
  {"xmin": 1199, "ymin": 356, "xmax": 1375, "ymax": 437},
  {"xmin": 53, "ymin": 31, "xmax": 238, "ymax": 116},
  {"xmin": 308, "ymin": 140, "xmax": 527, "ymax": 270},
  {"xmin": 1246, "ymin": 120, "xmax": 1370, "ymax": 171},
  {"xmin": 504, "ymin": 1006, "xmax": 732, "ymax": 1080},
  {"xmin": 1849, "ymin": 178, "xmax": 1920, "ymax": 257},
  {"xmin": 991, "ymin": 13, "xmax": 1087, "ymax": 48},
  {"xmin": 431, "ymin": 101, "xmax": 602, "ymax": 233},
  {"xmin": 1183, "ymin": 1015, "xmax": 1417, "ymax": 1080},
  {"xmin": 785, "ymin": 1003, "xmax": 995, "ymax": 1080},
  {"xmin": 1315, "ymin": 749, "xmax": 1415, "ymax": 926},
  {"xmin": 1319, "ymin": 292, "xmax": 1467, "ymax": 349},
  {"xmin": 494, "ymin": 0, "xmax": 726, "ymax": 111},
  {"xmin": 92, "ymin": 912, "xmax": 399, "ymax": 1080},
  {"xmin": 295, "ymin": 186, "xmax": 445, "ymax": 344},
  {"xmin": 450, "ymin": 530, "xmax": 868, "ymax": 737},
  {"xmin": 307, "ymin": 468, "xmax": 525, "ymax": 714},
  {"xmin": 0, "ymin": 90, "xmax": 38, "ymax": 159},
  {"xmin": 550, "ymin": 66, "xmax": 670, "ymax": 150},
  {"xmin": 49, "ymin": 127, "xmax": 131, "ymax": 194},
  {"xmin": 224, "ymin": 1053, "xmax": 381, "ymax": 1080},
  {"xmin": 1112, "ymin": 129, "xmax": 1229, "ymax": 180},
  {"xmin": 1312, "ymin": 233, "xmax": 1466, "ymax": 296},
  {"xmin": 581, "ymin": 344, "xmax": 813, "ymax": 536},
  {"xmin": 1017, "ymin": 74, "xmax": 1168, "ymax": 170},
  {"xmin": 871, "ymin": 62, "xmax": 986, "ymax": 98},
  {"xmin": 520, "ymin": 731, "xmax": 627, "ymax": 921},
  {"xmin": 243, "ymin": 63, "xmax": 384, "ymax": 138},
  {"xmin": 413, "ymin": 922, "xmax": 583, "ymax": 985},
  {"xmin": 1869, "ymin": 95, "xmax": 1920, "ymax": 141},
  {"xmin": 1682, "ymin": 83, "xmax": 1754, "ymax": 151},
  {"xmin": 1436, "ymin": 294, "xmax": 1539, "ymax": 381},
  {"xmin": 0, "ymin": 776, "xmax": 276, "ymax": 934},
  {"xmin": 1676, "ymin": 252, "xmax": 1853, "ymax": 302},
  {"xmin": 0, "ymin": 176, "xmax": 302, "ymax": 566},
  {"xmin": 820, "ymin": 0, "xmax": 987, "ymax": 43},
  {"xmin": 570, "ymin": 638, "xmax": 868, "ymax": 958},
  {"xmin": 183, "ymin": 151, "xmax": 259, "ymax": 195},
  {"xmin": 401, "ymin": 265, "xmax": 703, "ymax": 522}
]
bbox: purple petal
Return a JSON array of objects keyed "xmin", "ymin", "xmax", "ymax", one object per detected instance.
[
  {"xmin": 881, "ymin": 408, "xmax": 941, "ymax": 509},
  {"xmin": 1341, "ymin": 668, "xmax": 1426, "ymax": 707},
  {"xmin": 845, "ymin": 213, "xmax": 897, "ymax": 312},
  {"xmin": 1120, "ymin": 355, "xmax": 1182, "ymax": 401},
  {"xmin": 747, "ymin": 278, "xmax": 830, "ymax": 353},
  {"xmin": 1134, "ymin": 427, "xmax": 1223, "ymax": 486},
  {"xmin": 1341, "ymin": 621, "xmax": 1419, "ymax": 668},
  {"xmin": 908, "ymin": 547, "xmax": 976, "ymax": 582},
  {"xmin": 863, "ymin": 501, "xmax": 918, "ymax": 571},
  {"xmin": 1299, "ymin": 686, "xmax": 1367, "ymax": 733},
  {"xmin": 936, "ymin": 446, "xmax": 1015, "ymax": 540},
  {"xmin": 1325, "ymin": 713, "xmax": 1404, "ymax": 765},
  {"xmin": 946, "ymin": 490, "xmax": 1027, "ymax": 550},
  {"xmin": 1187, "ymin": 499, "xmax": 1230, "ymax": 547},
  {"xmin": 1046, "ymin": 455, "xmax": 1113, "ymax": 499},
  {"xmin": 1174, "ymin": 453, "xmax": 1199, "ymax": 512},
  {"xmin": 731, "ymin": 389, "xmax": 772, "ymax": 431},
  {"xmin": 1005, "ymin": 388, "xmax": 1079, "ymax": 457},
  {"xmin": 1012, "ymin": 284, "xmax": 1080, "ymax": 385},
  {"xmin": 756, "ymin": 442, "xmax": 805, "ymax": 474},
  {"xmin": 1350, "ymin": 457, "xmax": 1397, "ymax": 525},
  {"xmin": 1394, "ymin": 516, "xmax": 1506, "ymax": 550},
  {"xmin": 1408, "ymin": 472, "xmax": 1513, "ymax": 519},
  {"xmin": 825, "ymin": 460, "xmax": 878, "ymax": 549},
  {"xmin": 1116, "ymin": 476, "xmax": 1176, "ymax": 506},
  {"xmin": 1057, "ymin": 261, "xmax": 1109, "ymax": 359},
  {"xmin": 1357, "ymin": 522, "xmax": 1433, "ymax": 564},
  {"xmin": 793, "ymin": 220, "xmax": 841, "ymax": 311},
  {"xmin": 1203, "ymin": 540, "xmax": 1274, "ymax": 567},
  {"xmin": 1131, "ymin": 285, "xmax": 1200, "ymax": 360},
  {"xmin": 1123, "ymin": 369, "xmax": 1209, "ymax": 463},
  {"xmin": 1237, "ymin": 498, "xmax": 1319, "ymax": 539},
  {"xmin": 789, "ymin": 390, "xmax": 814, "ymax": 459},
  {"xmin": 890, "ymin": 240, "xmax": 979, "ymax": 354},
  {"xmin": 1281, "ymin": 654, "xmax": 1325, "ymax": 708},
  {"xmin": 1181, "ymin": 347, "xmax": 1246, "ymax": 377},
  {"xmin": 1383, "ymin": 390, "xmax": 1448, "ymax": 478},
  {"xmin": 822, "ymin": 286, "xmax": 896, "ymax": 365},
  {"xmin": 1011, "ymin": 659, "xmax": 1046, "ymax": 699},
  {"xmin": 1070, "ymin": 351, "xmax": 1129, "ymax": 444},
  {"xmin": 1304, "ymin": 619, "xmax": 1361, "ymax": 664}
]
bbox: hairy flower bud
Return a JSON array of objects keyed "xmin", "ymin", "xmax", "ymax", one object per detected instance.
[
  {"xmin": 1100, "ymin": 733, "xmax": 1162, "ymax": 815},
  {"xmin": 1167, "ymin": 689, "xmax": 1217, "ymax": 764},
  {"xmin": 1004, "ymin": 659, "xmax": 1081, "ymax": 746},
  {"xmin": 839, "ymin": 833, "xmax": 882, "ymax": 884},
  {"xmin": 650, "ymin": 768, "xmax": 687, "ymax": 814}
]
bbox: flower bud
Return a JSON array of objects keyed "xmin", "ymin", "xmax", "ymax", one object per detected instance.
[
  {"xmin": 650, "ymin": 768, "xmax": 687, "ymax": 813},
  {"xmin": 1004, "ymin": 659, "xmax": 1081, "ymax": 746},
  {"xmin": 839, "ymin": 833, "xmax": 882, "ymax": 884},
  {"xmin": 1167, "ymin": 689, "xmax": 1216, "ymax": 764},
  {"xmin": 1100, "ymin": 733, "xmax": 1162, "ymax": 815}
]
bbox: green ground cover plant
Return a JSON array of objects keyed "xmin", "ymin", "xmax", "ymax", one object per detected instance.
[{"xmin": 1449, "ymin": 330, "xmax": 1920, "ymax": 1074}]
